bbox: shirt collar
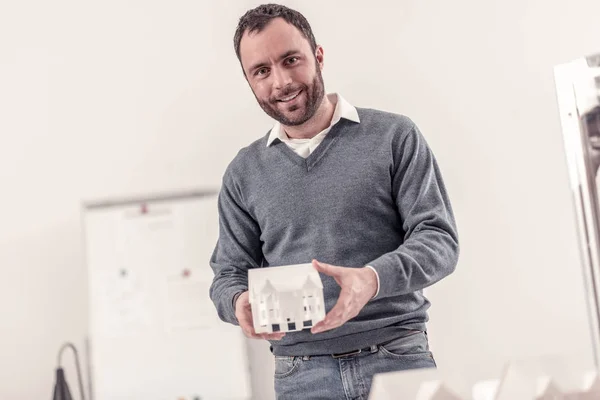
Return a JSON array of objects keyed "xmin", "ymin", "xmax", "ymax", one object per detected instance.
[{"xmin": 266, "ymin": 93, "xmax": 360, "ymax": 147}]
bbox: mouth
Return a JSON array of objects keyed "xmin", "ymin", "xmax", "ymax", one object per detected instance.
[{"xmin": 277, "ymin": 89, "xmax": 302, "ymax": 103}]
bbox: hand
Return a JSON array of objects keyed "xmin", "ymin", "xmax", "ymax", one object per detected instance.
[
  {"xmin": 310, "ymin": 260, "xmax": 378, "ymax": 334},
  {"xmin": 235, "ymin": 291, "xmax": 286, "ymax": 340}
]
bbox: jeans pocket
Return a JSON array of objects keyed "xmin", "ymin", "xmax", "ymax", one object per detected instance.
[
  {"xmin": 274, "ymin": 356, "xmax": 301, "ymax": 379},
  {"xmin": 378, "ymin": 331, "xmax": 434, "ymax": 360}
]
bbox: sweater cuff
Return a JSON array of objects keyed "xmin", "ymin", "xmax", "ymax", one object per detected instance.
[{"xmin": 365, "ymin": 265, "xmax": 380, "ymax": 299}]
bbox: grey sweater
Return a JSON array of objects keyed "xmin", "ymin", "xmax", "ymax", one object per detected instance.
[{"xmin": 209, "ymin": 108, "xmax": 459, "ymax": 356}]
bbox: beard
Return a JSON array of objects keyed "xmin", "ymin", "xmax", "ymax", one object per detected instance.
[{"xmin": 255, "ymin": 66, "xmax": 325, "ymax": 126}]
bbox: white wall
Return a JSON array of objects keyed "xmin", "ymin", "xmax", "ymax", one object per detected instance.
[{"xmin": 1, "ymin": 0, "xmax": 600, "ymax": 398}]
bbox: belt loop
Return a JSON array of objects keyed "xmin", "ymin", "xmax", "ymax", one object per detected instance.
[{"xmin": 370, "ymin": 345, "xmax": 378, "ymax": 353}]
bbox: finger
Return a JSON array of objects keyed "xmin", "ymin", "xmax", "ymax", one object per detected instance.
[
  {"xmin": 311, "ymin": 304, "xmax": 347, "ymax": 334},
  {"xmin": 239, "ymin": 321, "xmax": 261, "ymax": 339},
  {"xmin": 238, "ymin": 316, "xmax": 254, "ymax": 331},
  {"xmin": 239, "ymin": 316, "xmax": 286, "ymax": 340},
  {"xmin": 242, "ymin": 327, "xmax": 264, "ymax": 339},
  {"xmin": 261, "ymin": 332, "xmax": 286, "ymax": 340},
  {"xmin": 238, "ymin": 315, "xmax": 261, "ymax": 338},
  {"xmin": 242, "ymin": 325, "xmax": 281, "ymax": 340},
  {"xmin": 311, "ymin": 289, "xmax": 357, "ymax": 334},
  {"xmin": 312, "ymin": 259, "xmax": 341, "ymax": 277},
  {"xmin": 311, "ymin": 316, "xmax": 342, "ymax": 334}
]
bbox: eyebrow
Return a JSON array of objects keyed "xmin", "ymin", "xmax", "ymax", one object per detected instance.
[{"xmin": 248, "ymin": 50, "xmax": 301, "ymax": 74}]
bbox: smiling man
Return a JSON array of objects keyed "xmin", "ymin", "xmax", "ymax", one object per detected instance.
[{"xmin": 209, "ymin": 4, "xmax": 460, "ymax": 399}]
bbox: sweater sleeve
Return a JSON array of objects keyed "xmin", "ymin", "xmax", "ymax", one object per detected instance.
[
  {"xmin": 367, "ymin": 122, "xmax": 459, "ymax": 299},
  {"xmin": 209, "ymin": 169, "xmax": 263, "ymax": 325}
]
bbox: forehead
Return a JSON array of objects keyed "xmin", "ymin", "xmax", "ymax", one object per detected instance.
[{"xmin": 239, "ymin": 18, "xmax": 312, "ymax": 69}]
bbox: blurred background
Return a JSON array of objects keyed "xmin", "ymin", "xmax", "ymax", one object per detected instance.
[{"xmin": 2, "ymin": 0, "xmax": 600, "ymax": 398}]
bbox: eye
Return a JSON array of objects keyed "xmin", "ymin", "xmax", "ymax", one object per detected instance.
[
  {"xmin": 255, "ymin": 67, "xmax": 269, "ymax": 77},
  {"xmin": 285, "ymin": 57, "xmax": 299, "ymax": 65}
]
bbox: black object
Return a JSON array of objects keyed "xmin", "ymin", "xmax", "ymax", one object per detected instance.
[
  {"xmin": 52, "ymin": 368, "xmax": 73, "ymax": 400},
  {"xmin": 52, "ymin": 343, "xmax": 86, "ymax": 400}
]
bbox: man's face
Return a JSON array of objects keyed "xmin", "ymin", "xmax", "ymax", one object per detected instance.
[{"xmin": 239, "ymin": 18, "xmax": 325, "ymax": 126}]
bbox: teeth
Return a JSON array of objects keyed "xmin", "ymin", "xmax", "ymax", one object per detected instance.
[{"xmin": 279, "ymin": 91, "xmax": 300, "ymax": 102}]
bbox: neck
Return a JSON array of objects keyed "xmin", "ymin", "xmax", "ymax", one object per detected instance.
[{"xmin": 283, "ymin": 94, "xmax": 337, "ymax": 140}]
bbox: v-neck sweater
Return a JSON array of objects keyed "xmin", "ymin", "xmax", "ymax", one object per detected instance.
[{"xmin": 209, "ymin": 107, "xmax": 459, "ymax": 356}]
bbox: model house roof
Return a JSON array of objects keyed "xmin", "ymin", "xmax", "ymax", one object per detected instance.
[{"xmin": 249, "ymin": 263, "xmax": 323, "ymax": 299}]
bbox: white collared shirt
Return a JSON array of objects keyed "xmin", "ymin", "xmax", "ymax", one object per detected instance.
[
  {"xmin": 265, "ymin": 93, "xmax": 380, "ymax": 299},
  {"xmin": 266, "ymin": 93, "xmax": 360, "ymax": 158}
]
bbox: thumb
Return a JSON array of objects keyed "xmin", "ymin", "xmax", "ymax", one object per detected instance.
[{"xmin": 312, "ymin": 259, "xmax": 339, "ymax": 276}]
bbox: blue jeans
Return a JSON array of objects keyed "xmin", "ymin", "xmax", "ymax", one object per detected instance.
[{"xmin": 273, "ymin": 331, "xmax": 436, "ymax": 400}]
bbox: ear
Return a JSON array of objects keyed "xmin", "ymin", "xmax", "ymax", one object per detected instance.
[{"xmin": 315, "ymin": 45, "xmax": 325, "ymax": 70}]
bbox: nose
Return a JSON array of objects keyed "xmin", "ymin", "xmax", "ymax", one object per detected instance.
[{"xmin": 271, "ymin": 65, "xmax": 292, "ymax": 90}]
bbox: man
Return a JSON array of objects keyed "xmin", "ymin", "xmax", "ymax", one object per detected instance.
[{"xmin": 209, "ymin": 4, "xmax": 459, "ymax": 399}]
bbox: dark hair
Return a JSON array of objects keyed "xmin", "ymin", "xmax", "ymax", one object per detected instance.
[{"xmin": 233, "ymin": 4, "xmax": 317, "ymax": 62}]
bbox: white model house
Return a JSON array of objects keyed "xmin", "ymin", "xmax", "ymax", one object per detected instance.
[{"xmin": 248, "ymin": 263, "xmax": 325, "ymax": 334}]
